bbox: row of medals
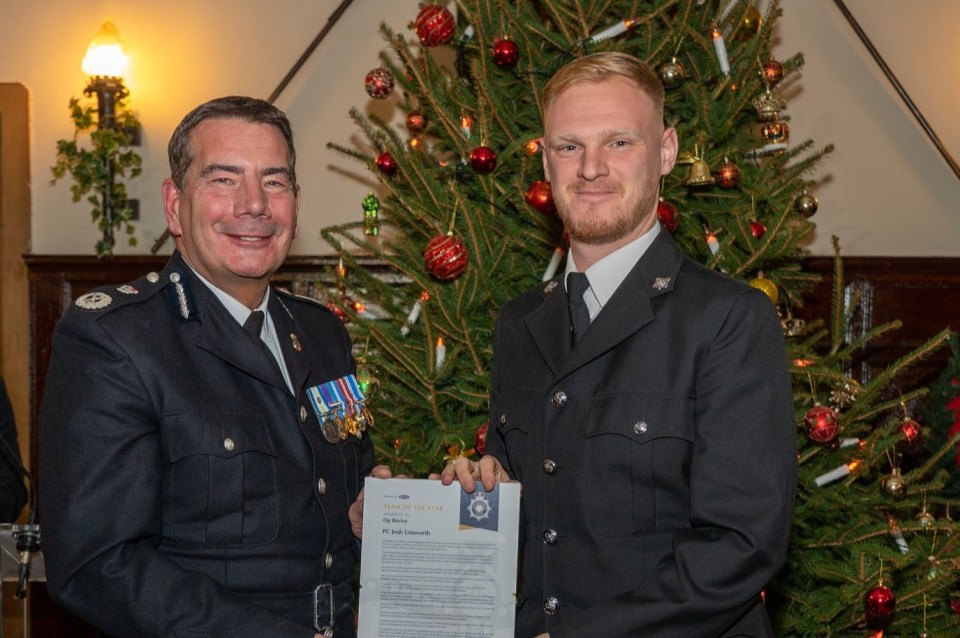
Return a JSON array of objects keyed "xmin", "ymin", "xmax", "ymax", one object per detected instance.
[{"xmin": 320, "ymin": 405, "xmax": 374, "ymax": 444}]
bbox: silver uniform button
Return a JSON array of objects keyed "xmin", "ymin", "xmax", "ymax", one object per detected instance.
[
  {"xmin": 146, "ymin": 272, "xmax": 160, "ymax": 283},
  {"xmin": 317, "ymin": 478, "xmax": 327, "ymax": 495},
  {"xmin": 299, "ymin": 406, "xmax": 308, "ymax": 423},
  {"xmin": 542, "ymin": 459, "xmax": 557, "ymax": 475},
  {"xmin": 499, "ymin": 413, "xmax": 506, "ymax": 424},
  {"xmin": 634, "ymin": 421, "xmax": 648, "ymax": 435},
  {"xmin": 169, "ymin": 272, "xmax": 181, "ymax": 283},
  {"xmin": 223, "ymin": 438, "xmax": 235, "ymax": 452},
  {"xmin": 551, "ymin": 391, "xmax": 568, "ymax": 408},
  {"xmin": 325, "ymin": 552, "xmax": 334, "ymax": 569},
  {"xmin": 543, "ymin": 529, "xmax": 558, "ymax": 544},
  {"xmin": 543, "ymin": 597, "xmax": 559, "ymax": 614}
]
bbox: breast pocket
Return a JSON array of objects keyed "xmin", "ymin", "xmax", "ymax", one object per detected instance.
[
  {"xmin": 584, "ymin": 393, "xmax": 694, "ymax": 537},
  {"xmin": 494, "ymin": 391, "xmax": 538, "ymax": 481},
  {"xmin": 163, "ymin": 412, "xmax": 279, "ymax": 547}
]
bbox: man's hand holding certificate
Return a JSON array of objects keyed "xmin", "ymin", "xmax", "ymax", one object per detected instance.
[{"xmin": 357, "ymin": 478, "xmax": 521, "ymax": 638}]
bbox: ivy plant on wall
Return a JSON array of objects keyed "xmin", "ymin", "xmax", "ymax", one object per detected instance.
[{"xmin": 51, "ymin": 96, "xmax": 142, "ymax": 257}]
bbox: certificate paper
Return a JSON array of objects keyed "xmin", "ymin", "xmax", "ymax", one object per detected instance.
[{"xmin": 357, "ymin": 478, "xmax": 520, "ymax": 638}]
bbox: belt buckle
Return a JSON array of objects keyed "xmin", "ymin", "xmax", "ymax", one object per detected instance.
[{"xmin": 313, "ymin": 583, "xmax": 335, "ymax": 636}]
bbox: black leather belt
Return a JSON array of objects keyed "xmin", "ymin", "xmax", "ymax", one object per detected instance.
[{"xmin": 239, "ymin": 580, "xmax": 354, "ymax": 636}]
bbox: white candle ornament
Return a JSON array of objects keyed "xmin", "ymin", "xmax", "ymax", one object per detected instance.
[
  {"xmin": 712, "ymin": 27, "xmax": 730, "ymax": 75},
  {"xmin": 588, "ymin": 19, "xmax": 634, "ymax": 44},
  {"xmin": 400, "ymin": 299, "xmax": 422, "ymax": 336},
  {"xmin": 814, "ymin": 461, "xmax": 859, "ymax": 487},
  {"xmin": 435, "ymin": 337, "xmax": 446, "ymax": 369}
]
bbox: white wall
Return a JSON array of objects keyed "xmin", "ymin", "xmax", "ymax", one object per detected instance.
[
  {"xmin": 774, "ymin": 0, "xmax": 960, "ymax": 256},
  {"xmin": 2, "ymin": 0, "xmax": 958, "ymax": 257}
]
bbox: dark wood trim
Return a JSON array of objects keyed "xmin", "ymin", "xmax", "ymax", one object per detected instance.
[{"xmin": 799, "ymin": 256, "xmax": 960, "ymax": 389}]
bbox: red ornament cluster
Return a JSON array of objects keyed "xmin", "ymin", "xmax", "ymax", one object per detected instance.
[
  {"xmin": 492, "ymin": 38, "xmax": 520, "ymax": 69},
  {"xmin": 657, "ymin": 199, "xmax": 679, "ymax": 234},
  {"xmin": 750, "ymin": 219, "xmax": 767, "ymax": 239},
  {"xmin": 469, "ymin": 146, "xmax": 497, "ymax": 174},
  {"xmin": 405, "ymin": 110, "xmax": 428, "ymax": 133},
  {"xmin": 375, "ymin": 152, "xmax": 397, "ymax": 177},
  {"xmin": 524, "ymin": 180, "xmax": 555, "ymax": 215},
  {"xmin": 762, "ymin": 59, "xmax": 784, "ymax": 86},
  {"xmin": 415, "ymin": 4, "xmax": 456, "ymax": 47},
  {"xmin": 804, "ymin": 404, "xmax": 840, "ymax": 445},
  {"xmin": 715, "ymin": 159, "xmax": 740, "ymax": 188},
  {"xmin": 424, "ymin": 234, "xmax": 468, "ymax": 281},
  {"xmin": 864, "ymin": 584, "xmax": 896, "ymax": 624},
  {"xmin": 364, "ymin": 67, "xmax": 395, "ymax": 99}
]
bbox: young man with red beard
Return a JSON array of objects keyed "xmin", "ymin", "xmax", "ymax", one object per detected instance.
[{"xmin": 443, "ymin": 52, "xmax": 797, "ymax": 638}]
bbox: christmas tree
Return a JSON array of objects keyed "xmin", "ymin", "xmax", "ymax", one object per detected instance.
[{"xmin": 323, "ymin": 1, "xmax": 956, "ymax": 634}]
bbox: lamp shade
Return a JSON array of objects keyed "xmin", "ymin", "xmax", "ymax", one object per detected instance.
[{"xmin": 81, "ymin": 22, "xmax": 129, "ymax": 78}]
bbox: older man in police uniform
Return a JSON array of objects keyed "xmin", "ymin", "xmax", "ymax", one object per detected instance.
[
  {"xmin": 444, "ymin": 53, "xmax": 797, "ymax": 637},
  {"xmin": 40, "ymin": 97, "xmax": 379, "ymax": 637}
]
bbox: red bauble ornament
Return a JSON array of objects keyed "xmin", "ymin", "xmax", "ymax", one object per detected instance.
[
  {"xmin": 424, "ymin": 234, "xmax": 468, "ymax": 282},
  {"xmin": 750, "ymin": 219, "xmax": 767, "ymax": 239},
  {"xmin": 762, "ymin": 59, "xmax": 784, "ymax": 86},
  {"xmin": 804, "ymin": 404, "xmax": 840, "ymax": 445},
  {"xmin": 761, "ymin": 120, "xmax": 790, "ymax": 144},
  {"xmin": 364, "ymin": 67, "xmax": 395, "ymax": 99},
  {"xmin": 524, "ymin": 180, "xmax": 556, "ymax": 215},
  {"xmin": 415, "ymin": 4, "xmax": 456, "ymax": 47},
  {"xmin": 715, "ymin": 159, "xmax": 740, "ymax": 188},
  {"xmin": 469, "ymin": 146, "xmax": 497, "ymax": 174},
  {"xmin": 864, "ymin": 584, "xmax": 896, "ymax": 621},
  {"xmin": 375, "ymin": 152, "xmax": 398, "ymax": 177},
  {"xmin": 492, "ymin": 38, "xmax": 520, "ymax": 69},
  {"xmin": 476, "ymin": 422, "xmax": 489, "ymax": 455},
  {"xmin": 951, "ymin": 598, "xmax": 960, "ymax": 616},
  {"xmin": 405, "ymin": 110, "xmax": 428, "ymax": 134},
  {"xmin": 656, "ymin": 199, "xmax": 679, "ymax": 234},
  {"xmin": 899, "ymin": 418, "xmax": 923, "ymax": 447}
]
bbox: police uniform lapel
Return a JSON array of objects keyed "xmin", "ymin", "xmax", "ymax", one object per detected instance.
[
  {"xmin": 559, "ymin": 231, "xmax": 683, "ymax": 377},
  {"xmin": 175, "ymin": 269, "xmax": 286, "ymax": 391},
  {"xmin": 270, "ymin": 294, "xmax": 309, "ymax": 395},
  {"xmin": 522, "ymin": 277, "xmax": 569, "ymax": 377}
]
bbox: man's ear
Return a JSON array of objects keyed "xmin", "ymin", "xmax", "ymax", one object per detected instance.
[
  {"xmin": 161, "ymin": 179, "xmax": 183, "ymax": 237},
  {"xmin": 660, "ymin": 127, "xmax": 679, "ymax": 176}
]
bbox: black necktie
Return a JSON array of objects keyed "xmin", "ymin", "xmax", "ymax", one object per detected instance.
[
  {"xmin": 243, "ymin": 310, "xmax": 279, "ymax": 370},
  {"xmin": 567, "ymin": 272, "xmax": 592, "ymax": 345}
]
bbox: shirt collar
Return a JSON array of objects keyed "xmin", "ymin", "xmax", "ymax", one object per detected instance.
[
  {"xmin": 181, "ymin": 258, "xmax": 270, "ymax": 325},
  {"xmin": 564, "ymin": 222, "xmax": 660, "ymax": 312}
]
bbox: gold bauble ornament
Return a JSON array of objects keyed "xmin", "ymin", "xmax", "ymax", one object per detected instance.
[
  {"xmin": 917, "ymin": 508, "xmax": 936, "ymax": 529},
  {"xmin": 749, "ymin": 275, "xmax": 778, "ymax": 304},
  {"xmin": 881, "ymin": 467, "xmax": 907, "ymax": 499},
  {"xmin": 737, "ymin": 6, "xmax": 763, "ymax": 40}
]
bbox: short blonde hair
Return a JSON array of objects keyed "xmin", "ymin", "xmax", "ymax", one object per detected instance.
[{"xmin": 541, "ymin": 52, "xmax": 665, "ymax": 121}]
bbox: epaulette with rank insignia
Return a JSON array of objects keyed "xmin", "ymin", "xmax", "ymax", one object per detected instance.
[
  {"xmin": 274, "ymin": 287, "xmax": 335, "ymax": 314},
  {"xmin": 72, "ymin": 270, "xmax": 170, "ymax": 314}
]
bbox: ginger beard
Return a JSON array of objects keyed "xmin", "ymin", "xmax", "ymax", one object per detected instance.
[{"xmin": 554, "ymin": 171, "xmax": 660, "ymax": 246}]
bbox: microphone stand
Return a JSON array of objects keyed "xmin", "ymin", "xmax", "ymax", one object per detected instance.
[{"xmin": 0, "ymin": 435, "xmax": 39, "ymax": 609}]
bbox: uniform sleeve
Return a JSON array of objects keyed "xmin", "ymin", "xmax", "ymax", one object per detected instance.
[
  {"xmin": 38, "ymin": 311, "xmax": 316, "ymax": 638},
  {"xmin": 555, "ymin": 289, "xmax": 797, "ymax": 638},
  {"xmin": 0, "ymin": 377, "xmax": 27, "ymax": 523}
]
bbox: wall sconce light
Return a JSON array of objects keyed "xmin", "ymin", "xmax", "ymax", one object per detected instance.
[
  {"xmin": 81, "ymin": 21, "xmax": 130, "ymax": 130},
  {"xmin": 51, "ymin": 21, "xmax": 142, "ymax": 257}
]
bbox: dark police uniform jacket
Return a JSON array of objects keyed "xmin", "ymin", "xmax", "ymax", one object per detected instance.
[
  {"xmin": 39, "ymin": 252, "xmax": 373, "ymax": 637},
  {"xmin": 485, "ymin": 230, "xmax": 797, "ymax": 638}
]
